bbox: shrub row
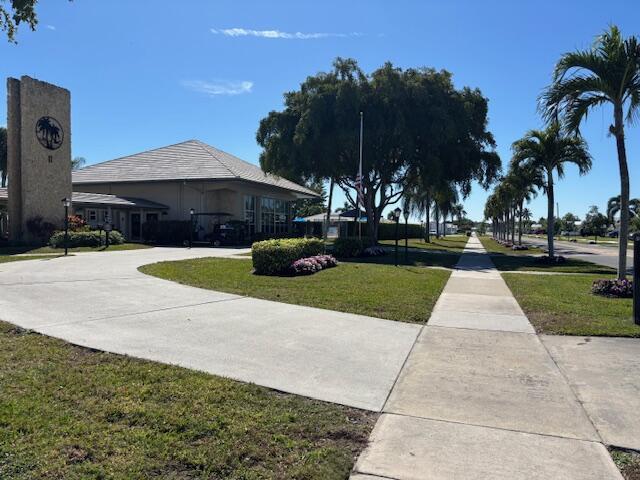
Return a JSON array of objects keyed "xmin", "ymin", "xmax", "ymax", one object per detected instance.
[
  {"xmin": 332, "ymin": 237, "xmax": 387, "ymax": 258},
  {"xmin": 340, "ymin": 223, "xmax": 425, "ymax": 240},
  {"xmin": 252, "ymin": 237, "xmax": 324, "ymax": 275},
  {"xmin": 333, "ymin": 237, "xmax": 368, "ymax": 258},
  {"xmin": 49, "ymin": 230, "xmax": 125, "ymax": 248}
]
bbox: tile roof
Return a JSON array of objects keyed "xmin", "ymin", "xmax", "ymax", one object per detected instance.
[
  {"xmin": 0, "ymin": 188, "xmax": 168, "ymax": 210},
  {"xmin": 72, "ymin": 140, "xmax": 319, "ymax": 197}
]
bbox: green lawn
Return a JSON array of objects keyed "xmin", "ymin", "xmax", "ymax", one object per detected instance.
[
  {"xmin": 0, "ymin": 321, "xmax": 376, "ymax": 479},
  {"xmin": 478, "ymin": 235, "xmax": 543, "ymax": 255},
  {"xmin": 379, "ymin": 235, "xmax": 468, "ymax": 253},
  {"xmin": 340, "ymin": 249, "xmax": 461, "ymax": 269},
  {"xmin": 489, "ymin": 255, "xmax": 616, "ymax": 274},
  {"xmin": 0, "ymin": 243, "xmax": 150, "ymax": 255},
  {"xmin": 502, "ymin": 273, "xmax": 639, "ymax": 337},
  {"xmin": 140, "ymin": 257, "xmax": 451, "ymax": 323},
  {"xmin": 0, "ymin": 254, "xmax": 62, "ymax": 264}
]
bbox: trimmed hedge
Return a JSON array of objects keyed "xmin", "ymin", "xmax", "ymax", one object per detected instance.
[
  {"xmin": 252, "ymin": 238, "xmax": 324, "ymax": 275},
  {"xmin": 333, "ymin": 237, "xmax": 367, "ymax": 258},
  {"xmin": 49, "ymin": 230, "xmax": 125, "ymax": 248}
]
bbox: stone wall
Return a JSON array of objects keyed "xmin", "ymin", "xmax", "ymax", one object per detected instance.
[{"xmin": 7, "ymin": 76, "xmax": 72, "ymax": 243}]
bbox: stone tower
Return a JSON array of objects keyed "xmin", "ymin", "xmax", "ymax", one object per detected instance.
[{"xmin": 7, "ymin": 76, "xmax": 72, "ymax": 243}]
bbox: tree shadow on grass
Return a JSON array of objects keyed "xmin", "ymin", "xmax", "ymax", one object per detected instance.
[
  {"xmin": 488, "ymin": 253, "xmax": 616, "ymax": 274},
  {"xmin": 339, "ymin": 250, "xmax": 460, "ymax": 269}
]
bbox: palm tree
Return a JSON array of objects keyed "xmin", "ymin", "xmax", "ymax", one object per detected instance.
[
  {"xmin": 607, "ymin": 195, "xmax": 640, "ymax": 226},
  {"xmin": 72, "ymin": 156, "xmax": 86, "ymax": 171},
  {"xmin": 512, "ymin": 123, "xmax": 592, "ymax": 257},
  {"xmin": 541, "ymin": 25, "xmax": 639, "ymax": 277},
  {"xmin": 434, "ymin": 183, "xmax": 457, "ymax": 238},
  {"xmin": 522, "ymin": 208, "xmax": 532, "ymax": 233},
  {"xmin": 452, "ymin": 203, "xmax": 466, "ymax": 224},
  {"xmin": 403, "ymin": 184, "xmax": 432, "ymax": 242},
  {"xmin": 506, "ymin": 161, "xmax": 541, "ymax": 245}
]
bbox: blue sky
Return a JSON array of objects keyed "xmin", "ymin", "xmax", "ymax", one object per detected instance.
[{"xmin": 1, "ymin": 0, "xmax": 639, "ymax": 221}]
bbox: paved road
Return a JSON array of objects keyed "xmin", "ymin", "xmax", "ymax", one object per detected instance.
[
  {"xmin": 352, "ymin": 235, "xmax": 633, "ymax": 480},
  {"xmin": 523, "ymin": 235, "xmax": 635, "ymax": 272},
  {"xmin": 0, "ymin": 247, "xmax": 419, "ymax": 411}
]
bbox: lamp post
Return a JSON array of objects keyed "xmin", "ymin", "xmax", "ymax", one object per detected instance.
[
  {"xmin": 634, "ymin": 233, "xmax": 639, "ymax": 326},
  {"xmin": 61, "ymin": 197, "xmax": 71, "ymax": 256},
  {"xmin": 189, "ymin": 208, "xmax": 195, "ymax": 249},
  {"xmin": 403, "ymin": 208, "xmax": 410, "ymax": 264},
  {"xmin": 393, "ymin": 207, "xmax": 402, "ymax": 266}
]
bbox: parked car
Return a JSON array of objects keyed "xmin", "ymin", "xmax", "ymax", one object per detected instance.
[{"xmin": 607, "ymin": 230, "xmax": 619, "ymax": 238}]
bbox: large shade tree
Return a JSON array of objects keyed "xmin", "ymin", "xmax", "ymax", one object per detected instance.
[
  {"xmin": 258, "ymin": 58, "xmax": 500, "ymax": 244},
  {"xmin": 511, "ymin": 123, "xmax": 592, "ymax": 257},
  {"xmin": 541, "ymin": 25, "xmax": 640, "ymax": 278}
]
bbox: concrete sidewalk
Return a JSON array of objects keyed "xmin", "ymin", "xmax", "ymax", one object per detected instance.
[
  {"xmin": 0, "ymin": 247, "xmax": 419, "ymax": 411},
  {"xmin": 352, "ymin": 235, "xmax": 623, "ymax": 479}
]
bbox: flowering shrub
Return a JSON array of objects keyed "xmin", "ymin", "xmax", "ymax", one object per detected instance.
[
  {"xmin": 534, "ymin": 255, "xmax": 567, "ymax": 265},
  {"xmin": 592, "ymin": 278, "xmax": 633, "ymax": 298},
  {"xmin": 252, "ymin": 237, "xmax": 324, "ymax": 275},
  {"xmin": 290, "ymin": 255, "xmax": 338, "ymax": 276},
  {"xmin": 68, "ymin": 215, "xmax": 89, "ymax": 232}
]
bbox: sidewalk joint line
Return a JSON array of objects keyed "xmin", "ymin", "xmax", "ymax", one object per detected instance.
[
  {"xmin": 380, "ymin": 411, "xmax": 603, "ymax": 445},
  {"xmin": 37, "ymin": 296, "xmax": 247, "ymax": 329}
]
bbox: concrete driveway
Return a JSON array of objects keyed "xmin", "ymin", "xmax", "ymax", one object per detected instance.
[{"xmin": 0, "ymin": 247, "xmax": 419, "ymax": 411}]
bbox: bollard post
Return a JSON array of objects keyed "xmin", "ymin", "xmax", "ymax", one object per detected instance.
[{"xmin": 634, "ymin": 233, "xmax": 640, "ymax": 326}]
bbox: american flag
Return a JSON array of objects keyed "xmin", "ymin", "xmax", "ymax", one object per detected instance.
[{"xmin": 356, "ymin": 112, "xmax": 365, "ymax": 211}]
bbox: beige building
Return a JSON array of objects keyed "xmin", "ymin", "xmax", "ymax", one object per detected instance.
[{"xmin": 1, "ymin": 139, "xmax": 318, "ymax": 242}]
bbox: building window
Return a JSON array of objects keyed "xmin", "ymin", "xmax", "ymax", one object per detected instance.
[
  {"xmin": 88, "ymin": 209, "xmax": 97, "ymax": 222},
  {"xmin": 260, "ymin": 197, "xmax": 289, "ymax": 235},
  {"xmin": 275, "ymin": 199, "xmax": 288, "ymax": 234},
  {"xmin": 244, "ymin": 195, "xmax": 256, "ymax": 235},
  {"xmin": 260, "ymin": 197, "xmax": 275, "ymax": 235}
]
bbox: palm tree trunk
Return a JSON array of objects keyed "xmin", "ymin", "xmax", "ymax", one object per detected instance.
[
  {"xmin": 435, "ymin": 206, "xmax": 440, "ymax": 238},
  {"xmin": 425, "ymin": 194, "xmax": 431, "ymax": 243},
  {"xmin": 1, "ymin": 172, "xmax": 6, "ymax": 188},
  {"xmin": 614, "ymin": 106, "xmax": 629, "ymax": 279},
  {"xmin": 323, "ymin": 178, "xmax": 334, "ymax": 242},
  {"xmin": 547, "ymin": 171, "xmax": 555, "ymax": 258},
  {"xmin": 511, "ymin": 207, "xmax": 516, "ymax": 243},
  {"xmin": 518, "ymin": 201, "xmax": 523, "ymax": 246},
  {"xmin": 505, "ymin": 209, "xmax": 510, "ymax": 241},
  {"xmin": 442, "ymin": 211, "xmax": 447, "ymax": 238}
]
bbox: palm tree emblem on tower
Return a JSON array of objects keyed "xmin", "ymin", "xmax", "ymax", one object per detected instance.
[{"xmin": 35, "ymin": 116, "xmax": 64, "ymax": 150}]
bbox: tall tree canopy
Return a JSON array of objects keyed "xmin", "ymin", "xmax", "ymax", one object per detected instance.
[
  {"xmin": 1, "ymin": 0, "xmax": 38, "ymax": 42},
  {"xmin": 257, "ymin": 58, "xmax": 500, "ymax": 243}
]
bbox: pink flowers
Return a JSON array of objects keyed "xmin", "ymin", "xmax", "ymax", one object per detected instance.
[
  {"xmin": 290, "ymin": 255, "xmax": 338, "ymax": 275},
  {"xmin": 592, "ymin": 278, "xmax": 633, "ymax": 298}
]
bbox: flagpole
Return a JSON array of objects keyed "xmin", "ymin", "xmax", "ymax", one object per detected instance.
[{"xmin": 358, "ymin": 111, "xmax": 363, "ymax": 240}]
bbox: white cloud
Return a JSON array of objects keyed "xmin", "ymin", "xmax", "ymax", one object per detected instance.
[
  {"xmin": 181, "ymin": 80, "xmax": 254, "ymax": 96},
  {"xmin": 210, "ymin": 27, "xmax": 361, "ymax": 40},
  {"xmin": 45, "ymin": 25, "xmax": 56, "ymax": 30}
]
